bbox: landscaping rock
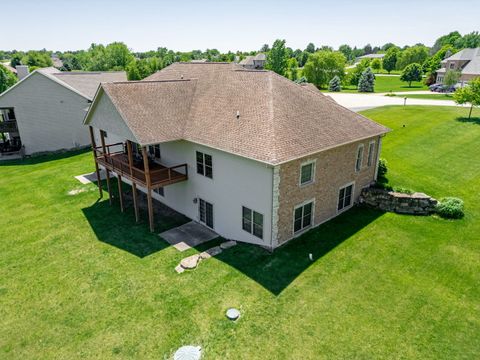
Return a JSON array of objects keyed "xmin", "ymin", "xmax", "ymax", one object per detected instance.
[
  {"xmin": 180, "ymin": 254, "xmax": 201, "ymax": 269},
  {"xmin": 360, "ymin": 188, "xmax": 437, "ymax": 215},
  {"xmin": 220, "ymin": 240, "xmax": 237, "ymax": 250}
]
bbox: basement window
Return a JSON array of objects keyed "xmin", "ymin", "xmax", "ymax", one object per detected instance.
[
  {"xmin": 338, "ymin": 183, "xmax": 354, "ymax": 211},
  {"xmin": 293, "ymin": 200, "xmax": 314, "ymax": 233},
  {"xmin": 242, "ymin": 206, "xmax": 263, "ymax": 239}
]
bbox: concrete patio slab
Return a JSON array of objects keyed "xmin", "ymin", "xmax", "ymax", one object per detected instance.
[
  {"xmin": 159, "ymin": 221, "xmax": 218, "ymax": 252},
  {"xmin": 75, "ymin": 169, "xmax": 110, "ymax": 184}
]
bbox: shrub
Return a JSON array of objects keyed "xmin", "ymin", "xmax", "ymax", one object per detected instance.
[
  {"xmin": 358, "ymin": 67, "xmax": 375, "ymax": 92},
  {"xmin": 378, "ymin": 158, "xmax": 388, "ymax": 178},
  {"xmin": 436, "ymin": 197, "xmax": 464, "ymax": 219},
  {"xmin": 393, "ymin": 186, "xmax": 414, "ymax": 194}
]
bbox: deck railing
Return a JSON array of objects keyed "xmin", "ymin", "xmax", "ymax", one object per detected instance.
[
  {"xmin": 0, "ymin": 121, "xmax": 18, "ymax": 133},
  {"xmin": 94, "ymin": 142, "xmax": 188, "ymax": 188}
]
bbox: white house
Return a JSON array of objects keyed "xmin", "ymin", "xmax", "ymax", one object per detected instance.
[
  {"xmin": 0, "ymin": 67, "xmax": 126, "ymax": 157},
  {"xmin": 84, "ymin": 62, "xmax": 389, "ymax": 250}
]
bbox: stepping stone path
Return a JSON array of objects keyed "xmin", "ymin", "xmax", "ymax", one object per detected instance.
[{"xmin": 175, "ymin": 241, "xmax": 237, "ymax": 273}]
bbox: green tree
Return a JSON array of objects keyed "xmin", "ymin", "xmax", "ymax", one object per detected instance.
[
  {"xmin": 266, "ymin": 39, "xmax": 288, "ymax": 76},
  {"xmin": 443, "ymin": 70, "xmax": 461, "ymax": 88},
  {"xmin": 400, "ymin": 63, "xmax": 423, "ymax": 87},
  {"xmin": 455, "ymin": 31, "xmax": 480, "ymax": 49},
  {"xmin": 303, "ymin": 51, "xmax": 346, "ymax": 88},
  {"xmin": 338, "ymin": 44, "xmax": 353, "ymax": 62},
  {"xmin": 0, "ymin": 65, "xmax": 17, "ymax": 93},
  {"xmin": 10, "ymin": 53, "xmax": 23, "ymax": 68},
  {"xmin": 358, "ymin": 67, "xmax": 375, "ymax": 92},
  {"xmin": 105, "ymin": 42, "xmax": 134, "ymax": 70},
  {"xmin": 382, "ymin": 47, "xmax": 399, "ymax": 73},
  {"xmin": 453, "ymin": 78, "xmax": 480, "ymax": 118},
  {"xmin": 347, "ymin": 59, "xmax": 370, "ymax": 87},
  {"xmin": 431, "ymin": 31, "xmax": 462, "ymax": 54},
  {"xmin": 305, "ymin": 43, "xmax": 315, "ymax": 53},
  {"xmin": 371, "ymin": 58, "xmax": 382, "ymax": 73},
  {"xmin": 396, "ymin": 45, "xmax": 429, "ymax": 70},
  {"xmin": 22, "ymin": 50, "xmax": 53, "ymax": 69},
  {"xmin": 328, "ymin": 75, "xmax": 341, "ymax": 92},
  {"xmin": 287, "ymin": 58, "xmax": 298, "ymax": 81}
]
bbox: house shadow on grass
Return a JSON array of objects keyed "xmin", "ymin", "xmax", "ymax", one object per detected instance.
[
  {"xmin": 215, "ymin": 207, "xmax": 384, "ymax": 295},
  {"xmin": 82, "ymin": 183, "xmax": 190, "ymax": 258}
]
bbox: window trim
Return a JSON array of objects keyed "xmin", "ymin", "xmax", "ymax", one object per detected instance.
[
  {"xmin": 154, "ymin": 187, "xmax": 164, "ymax": 197},
  {"xmin": 299, "ymin": 159, "xmax": 316, "ymax": 186},
  {"xmin": 367, "ymin": 140, "xmax": 376, "ymax": 167},
  {"xmin": 292, "ymin": 198, "xmax": 315, "ymax": 235},
  {"xmin": 196, "ymin": 150, "xmax": 213, "ymax": 179},
  {"xmin": 355, "ymin": 144, "xmax": 364, "ymax": 172},
  {"xmin": 241, "ymin": 205, "xmax": 264, "ymax": 240},
  {"xmin": 337, "ymin": 182, "xmax": 355, "ymax": 214}
]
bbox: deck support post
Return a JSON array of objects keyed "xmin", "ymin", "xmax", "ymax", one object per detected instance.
[
  {"xmin": 142, "ymin": 146, "xmax": 155, "ymax": 232},
  {"xmin": 127, "ymin": 140, "xmax": 140, "ymax": 223},
  {"xmin": 100, "ymin": 130, "xmax": 112, "ymax": 205},
  {"xmin": 117, "ymin": 175, "xmax": 124, "ymax": 212},
  {"xmin": 88, "ymin": 126, "xmax": 103, "ymax": 198}
]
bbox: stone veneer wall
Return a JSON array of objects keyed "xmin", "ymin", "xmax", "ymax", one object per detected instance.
[
  {"xmin": 360, "ymin": 188, "xmax": 438, "ymax": 215},
  {"xmin": 275, "ymin": 136, "xmax": 381, "ymax": 246}
]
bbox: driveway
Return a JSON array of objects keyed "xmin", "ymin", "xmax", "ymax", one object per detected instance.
[{"xmin": 326, "ymin": 92, "xmax": 458, "ymax": 112}]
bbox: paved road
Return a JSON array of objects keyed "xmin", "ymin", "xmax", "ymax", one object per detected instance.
[{"xmin": 326, "ymin": 92, "xmax": 458, "ymax": 112}]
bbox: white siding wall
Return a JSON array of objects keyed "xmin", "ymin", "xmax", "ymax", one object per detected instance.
[
  {"xmin": 0, "ymin": 72, "xmax": 91, "ymax": 155},
  {"xmin": 93, "ymin": 131, "xmax": 275, "ymax": 247},
  {"xmin": 154, "ymin": 140, "xmax": 274, "ymax": 247}
]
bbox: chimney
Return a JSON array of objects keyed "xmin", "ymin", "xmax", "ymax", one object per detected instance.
[{"xmin": 16, "ymin": 65, "xmax": 29, "ymax": 80}]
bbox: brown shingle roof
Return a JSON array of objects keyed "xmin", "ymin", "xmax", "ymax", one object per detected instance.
[{"xmin": 87, "ymin": 62, "xmax": 388, "ymax": 165}]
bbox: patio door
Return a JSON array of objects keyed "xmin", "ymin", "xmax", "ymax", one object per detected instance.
[{"xmin": 198, "ymin": 198, "xmax": 214, "ymax": 229}]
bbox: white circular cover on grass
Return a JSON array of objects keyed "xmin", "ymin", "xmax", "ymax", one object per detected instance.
[
  {"xmin": 173, "ymin": 345, "xmax": 201, "ymax": 360},
  {"xmin": 226, "ymin": 308, "xmax": 240, "ymax": 320}
]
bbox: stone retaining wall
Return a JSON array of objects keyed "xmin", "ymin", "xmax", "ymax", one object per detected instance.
[{"xmin": 360, "ymin": 188, "xmax": 437, "ymax": 215}]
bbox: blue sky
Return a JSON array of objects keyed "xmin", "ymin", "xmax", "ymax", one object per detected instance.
[{"xmin": 3, "ymin": 0, "xmax": 479, "ymax": 52}]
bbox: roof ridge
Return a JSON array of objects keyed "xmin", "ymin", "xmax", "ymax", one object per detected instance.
[{"xmin": 105, "ymin": 79, "xmax": 193, "ymax": 85}]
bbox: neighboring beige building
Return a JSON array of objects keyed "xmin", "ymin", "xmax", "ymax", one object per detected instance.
[
  {"xmin": 0, "ymin": 67, "xmax": 126, "ymax": 156},
  {"xmin": 436, "ymin": 48, "xmax": 480, "ymax": 85},
  {"xmin": 238, "ymin": 53, "xmax": 266, "ymax": 69},
  {"xmin": 85, "ymin": 62, "xmax": 389, "ymax": 249}
]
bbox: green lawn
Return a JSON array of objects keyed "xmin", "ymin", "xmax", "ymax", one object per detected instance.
[
  {"xmin": 1, "ymin": 106, "xmax": 480, "ymax": 359},
  {"xmin": 323, "ymin": 75, "xmax": 428, "ymax": 93},
  {"xmin": 386, "ymin": 93, "xmax": 454, "ymax": 101}
]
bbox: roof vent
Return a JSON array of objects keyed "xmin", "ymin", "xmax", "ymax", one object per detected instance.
[
  {"xmin": 181, "ymin": 74, "xmax": 184, "ymax": 79},
  {"xmin": 236, "ymin": 110, "xmax": 240, "ymax": 119}
]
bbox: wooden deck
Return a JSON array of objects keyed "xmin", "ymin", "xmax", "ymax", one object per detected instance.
[{"xmin": 96, "ymin": 152, "xmax": 188, "ymax": 189}]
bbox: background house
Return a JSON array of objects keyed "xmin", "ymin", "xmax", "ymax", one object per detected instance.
[
  {"xmin": 0, "ymin": 67, "xmax": 126, "ymax": 157},
  {"xmin": 436, "ymin": 47, "xmax": 480, "ymax": 85},
  {"xmin": 85, "ymin": 62, "xmax": 388, "ymax": 249},
  {"xmin": 238, "ymin": 53, "xmax": 266, "ymax": 69}
]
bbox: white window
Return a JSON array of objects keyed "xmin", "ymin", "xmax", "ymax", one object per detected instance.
[
  {"xmin": 154, "ymin": 187, "xmax": 164, "ymax": 196},
  {"xmin": 338, "ymin": 183, "xmax": 354, "ymax": 211},
  {"xmin": 196, "ymin": 151, "xmax": 213, "ymax": 179},
  {"xmin": 367, "ymin": 141, "xmax": 376, "ymax": 167},
  {"xmin": 242, "ymin": 206, "xmax": 263, "ymax": 239},
  {"xmin": 355, "ymin": 144, "xmax": 364, "ymax": 172},
  {"xmin": 293, "ymin": 200, "xmax": 314, "ymax": 233},
  {"xmin": 299, "ymin": 160, "xmax": 315, "ymax": 186},
  {"xmin": 449, "ymin": 63, "xmax": 455, "ymax": 69}
]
